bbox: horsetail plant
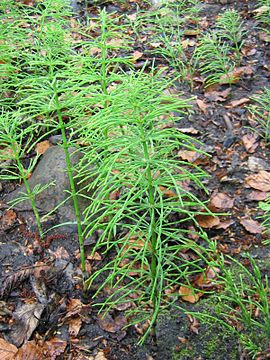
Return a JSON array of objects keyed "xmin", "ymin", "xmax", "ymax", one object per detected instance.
[{"xmin": 78, "ymin": 69, "xmax": 217, "ymax": 343}]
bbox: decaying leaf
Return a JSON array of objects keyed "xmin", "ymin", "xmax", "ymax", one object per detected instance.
[
  {"xmin": 14, "ymin": 341, "xmax": 43, "ymax": 360},
  {"xmin": 249, "ymin": 190, "xmax": 268, "ymax": 201},
  {"xmin": 186, "ymin": 314, "xmax": 200, "ymax": 334},
  {"xmin": 0, "ymin": 338, "xmax": 17, "ymax": 360},
  {"xmin": 196, "ymin": 99, "xmax": 208, "ymax": 114},
  {"xmin": 242, "ymin": 134, "xmax": 259, "ymax": 153},
  {"xmin": 69, "ymin": 317, "xmax": 82, "ymax": 337},
  {"xmin": 245, "ymin": 171, "xmax": 270, "ymax": 192},
  {"xmin": 1, "ymin": 209, "xmax": 17, "ymax": 227},
  {"xmin": 35, "ymin": 140, "xmax": 50, "ymax": 155},
  {"xmin": 239, "ymin": 218, "xmax": 263, "ymax": 234},
  {"xmin": 179, "ymin": 285, "xmax": 200, "ymax": 303},
  {"xmin": 195, "ymin": 214, "xmax": 220, "ymax": 228},
  {"xmin": 226, "ymin": 98, "xmax": 250, "ymax": 108},
  {"xmin": 210, "ymin": 193, "xmax": 234, "ymax": 209},
  {"xmin": 9, "ymin": 303, "xmax": 45, "ymax": 347},
  {"xmin": 98, "ymin": 313, "xmax": 127, "ymax": 333}
]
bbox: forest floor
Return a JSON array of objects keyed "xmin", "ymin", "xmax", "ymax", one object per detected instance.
[{"xmin": 0, "ymin": 0, "xmax": 270, "ymax": 359}]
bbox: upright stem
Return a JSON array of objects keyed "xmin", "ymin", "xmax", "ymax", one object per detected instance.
[
  {"xmin": 14, "ymin": 151, "xmax": 44, "ymax": 239},
  {"xmin": 141, "ymin": 132, "xmax": 159, "ymax": 340},
  {"xmin": 53, "ymin": 82, "xmax": 85, "ymax": 274}
]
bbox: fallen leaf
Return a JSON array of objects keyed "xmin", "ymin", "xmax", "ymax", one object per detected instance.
[
  {"xmin": 1, "ymin": 209, "xmax": 17, "ymax": 227},
  {"xmin": 245, "ymin": 171, "xmax": 270, "ymax": 191},
  {"xmin": 35, "ymin": 140, "xmax": 50, "ymax": 155},
  {"xmin": 186, "ymin": 314, "xmax": 200, "ymax": 334},
  {"xmin": 195, "ymin": 214, "xmax": 220, "ymax": 228},
  {"xmin": 177, "ymin": 127, "xmax": 199, "ymax": 134},
  {"xmin": 240, "ymin": 218, "xmax": 263, "ymax": 234},
  {"xmin": 220, "ymin": 66, "xmax": 253, "ymax": 84},
  {"xmin": 98, "ymin": 313, "xmax": 127, "ymax": 333},
  {"xmin": 215, "ymin": 219, "xmax": 234, "ymax": 229},
  {"xmin": 177, "ymin": 150, "xmax": 207, "ymax": 165},
  {"xmin": 242, "ymin": 134, "xmax": 259, "ymax": 153},
  {"xmin": 95, "ymin": 351, "xmax": 108, "ymax": 360},
  {"xmin": 127, "ymin": 13, "xmax": 137, "ymax": 21},
  {"xmin": 204, "ymin": 88, "xmax": 231, "ymax": 102},
  {"xmin": 227, "ymin": 98, "xmax": 250, "ymax": 108},
  {"xmin": 132, "ymin": 51, "xmax": 143, "ymax": 61},
  {"xmin": 253, "ymin": 5, "xmax": 270, "ymax": 16},
  {"xmin": 196, "ymin": 99, "xmax": 208, "ymax": 114},
  {"xmin": 9, "ymin": 303, "xmax": 45, "ymax": 347},
  {"xmin": 210, "ymin": 193, "xmax": 234, "ymax": 209},
  {"xmin": 249, "ymin": 190, "xmax": 269, "ymax": 201},
  {"xmin": 0, "ymin": 338, "xmax": 17, "ymax": 360},
  {"xmin": 159, "ymin": 186, "xmax": 177, "ymax": 198},
  {"xmin": 179, "ymin": 285, "xmax": 200, "ymax": 303},
  {"xmin": 14, "ymin": 341, "xmax": 44, "ymax": 360},
  {"xmin": 248, "ymin": 156, "xmax": 269, "ymax": 172},
  {"xmin": 69, "ymin": 317, "xmax": 82, "ymax": 337}
]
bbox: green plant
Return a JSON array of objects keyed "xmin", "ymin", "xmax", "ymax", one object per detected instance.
[
  {"xmin": 247, "ymin": 88, "xmax": 270, "ymax": 145},
  {"xmin": 0, "ymin": 112, "xmax": 52, "ymax": 239},
  {"xmin": 77, "ymin": 69, "xmax": 216, "ymax": 343},
  {"xmin": 187, "ymin": 254, "xmax": 270, "ymax": 358},
  {"xmin": 216, "ymin": 9, "xmax": 245, "ymax": 59},
  {"xmin": 195, "ymin": 32, "xmax": 235, "ymax": 87},
  {"xmin": 259, "ymin": 195, "xmax": 270, "ymax": 244},
  {"xmin": 255, "ymin": 0, "xmax": 270, "ymax": 28}
]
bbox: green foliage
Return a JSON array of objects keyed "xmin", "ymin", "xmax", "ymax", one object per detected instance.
[
  {"xmin": 78, "ymin": 68, "xmax": 216, "ymax": 342},
  {"xmin": 255, "ymin": 0, "xmax": 270, "ymax": 28},
  {"xmin": 195, "ymin": 33, "xmax": 235, "ymax": 87},
  {"xmin": 247, "ymin": 88, "xmax": 270, "ymax": 145},
  {"xmin": 187, "ymin": 254, "xmax": 270, "ymax": 358},
  {"xmin": 216, "ymin": 9, "xmax": 245, "ymax": 57}
]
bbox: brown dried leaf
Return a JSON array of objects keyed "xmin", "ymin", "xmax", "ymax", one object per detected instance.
[
  {"xmin": 179, "ymin": 285, "xmax": 200, "ymax": 303},
  {"xmin": 226, "ymin": 98, "xmax": 250, "ymax": 108},
  {"xmin": 195, "ymin": 214, "xmax": 220, "ymax": 228},
  {"xmin": 215, "ymin": 219, "xmax": 234, "ymax": 229},
  {"xmin": 1, "ymin": 209, "xmax": 17, "ymax": 227},
  {"xmin": 14, "ymin": 341, "xmax": 43, "ymax": 360},
  {"xmin": 186, "ymin": 314, "xmax": 200, "ymax": 334},
  {"xmin": 242, "ymin": 134, "xmax": 259, "ymax": 153},
  {"xmin": 69, "ymin": 317, "xmax": 82, "ymax": 337},
  {"xmin": 204, "ymin": 88, "xmax": 231, "ymax": 102},
  {"xmin": 220, "ymin": 66, "xmax": 253, "ymax": 84},
  {"xmin": 35, "ymin": 140, "xmax": 50, "ymax": 155},
  {"xmin": 249, "ymin": 190, "xmax": 269, "ymax": 201},
  {"xmin": 95, "ymin": 351, "xmax": 108, "ymax": 360},
  {"xmin": 98, "ymin": 313, "xmax": 127, "ymax": 333},
  {"xmin": 177, "ymin": 127, "xmax": 199, "ymax": 134},
  {"xmin": 196, "ymin": 99, "xmax": 208, "ymax": 114},
  {"xmin": 240, "ymin": 218, "xmax": 263, "ymax": 234},
  {"xmin": 159, "ymin": 186, "xmax": 177, "ymax": 198},
  {"xmin": 210, "ymin": 193, "xmax": 234, "ymax": 209},
  {"xmin": 132, "ymin": 51, "xmax": 143, "ymax": 61},
  {"xmin": 245, "ymin": 171, "xmax": 270, "ymax": 191},
  {"xmin": 0, "ymin": 338, "xmax": 17, "ymax": 360}
]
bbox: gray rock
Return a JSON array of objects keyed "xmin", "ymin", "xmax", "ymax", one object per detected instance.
[{"xmin": 6, "ymin": 146, "xmax": 93, "ymax": 232}]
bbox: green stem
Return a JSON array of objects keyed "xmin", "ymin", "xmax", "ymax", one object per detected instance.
[
  {"xmin": 53, "ymin": 82, "xmax": 85, "ymax": 274},
  {"xmin": 141, "ymin": 133, "xmax": 159, "ymax": 340},
  {"xmin": 14, "ymin": 152, "xmax": 44, "ymax": 239}
]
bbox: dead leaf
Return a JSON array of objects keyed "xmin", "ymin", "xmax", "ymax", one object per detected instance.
[
  {"xmin": 1, "ymin": 209, "xmax": 17, "ymax": 227},
  {"xmin": 179, "ymin": 285, "xmax": 200, "ymax": 303},
  {"xmin": 159, "ymin": 186, "xmax": 177, "ymax": 198},
  {"xmin": 177, "ymin": 150, "xmax": 207, "ymax": 165},
  {"xmin": 240, "ymin": 218, "xmax": 263, "ymax": 234},
  {"xmin": 253, "ymin": 5, "xmax": 270, "ymax": 16},
  {"xmin": 210, "ymin": 193, "xmax": 234, "ymax": 209},
  {"xmin": 69, "ymin": 317, "xmax": 82, "ymax": 337},
  {"xmin": 14, "ymin": 341, "xmax": 44, "ymax": 360},
  {"xmin": 215, "ymin": 219, "xmax": 234, "ymax": 229},
  {"xmin": 10, "ymin": 303, "xmax": 45, "ymax": 347},
  {"xmin": 195, "ymin": 214, "xmax": 220, "ymax": 228},
  {"xmin": 249, "ymin": 190, "xmax": 268, "ymax": 201},
  {"xmin": 227, "ymin": 98, "xmax": 250, "ymax": 108},
  {"xmin": 98, "ymin": 313, "xmax": 127, "ymax": 333},
  {"xmin": 132, "ymin": 51, "xmax": 143, "ymax": 61},
  {"xmin": 220, "ymin": 66, "xmax": 253, "ymax": 84},
  {"xmin": 95, "ymin": 351, "xmax": 108, "ymax": 360},
  {"xmin": 0, "ymin": 338, "xmax": 17, "ymax": 360},
  {"xmin": 35, "ymin": 140, "xmax": 50, "ymax": 155},
  {"xmin": 186, "ymin": 314, "xmax": 200, "ymax": 334},
  {"xmin": 248, "ymin": 156, "xmax": 269, "ymax": 172},
  {"xmin": 177, "ymin": 127, "xmax": 199, "ymax": 134},
  {"xmin": 127, "ymin": 13, "xmax": 137, "ymax": 21},
  {"xmin": 43, "ymin": 338, "xmax": 67, "ymax": 359},
  {"xmin": 242, "ymin": 134, "xmax": 259, "ymax": 153},
  {"xmin": 245, "ymin": 171, "xmax": 270, "ymax": 191},
  {"xmin": 196, "ymin": 99, "xmax": 208, "ymax": 114},
  {"xmin": 204, "ymin": 88, "xmax": 231, "ymax": 102}
]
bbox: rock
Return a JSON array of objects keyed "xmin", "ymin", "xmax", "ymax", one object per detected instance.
[{"xmin": 6, "ymin": 146, "xmax": 94, "ymax": 232}]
